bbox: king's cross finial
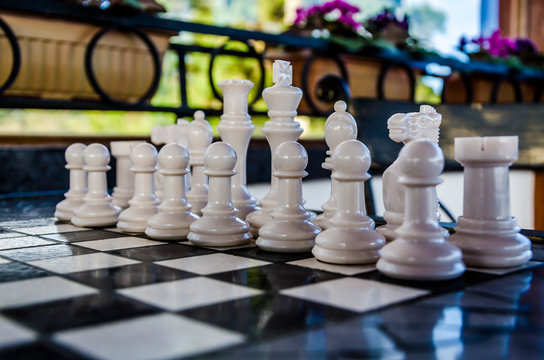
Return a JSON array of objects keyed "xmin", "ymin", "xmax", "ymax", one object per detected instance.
[{"xmin": 273, "ymin": 60, "xmax": 292, "ymax": 86}]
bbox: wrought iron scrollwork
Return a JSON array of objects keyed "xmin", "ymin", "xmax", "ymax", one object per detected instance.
[
  {"xmin": 0, "ymin": 15, "xmax": 21, "ymax": 94},
  {"xmin": 84, "ymin": 24, "xmax": 161, "ymax": 106},
  {"xmin": 208, "ymin": 39, "xmax": 265, "ymax": 108}
]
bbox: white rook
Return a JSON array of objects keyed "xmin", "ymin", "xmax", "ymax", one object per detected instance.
[{"xmin": 449, "ymin": 136, "xmax": 532, "ymax": 267}]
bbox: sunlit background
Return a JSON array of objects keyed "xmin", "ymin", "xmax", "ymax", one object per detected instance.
[{"xmin": 0, "ymin": 0, "xmax": 487, "ymax": 137}]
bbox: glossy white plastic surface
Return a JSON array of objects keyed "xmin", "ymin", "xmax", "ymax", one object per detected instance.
[
  {"xmin": 312, "ymin": 140, "xmax": 384, "ymax": 264},
  {"xmin": 186, "ymin": 111, "xmax": 213, "ymax": 216},
  {"xmin": 117, "ymin": 143, "xmax": 159, "ymax": 233},
  {"xmin": 449, "ymin": 136, "xmax": 532, "ymax": 267},
  {"xmin": 217, "ymin": 79, "xmax": 257, "ymax": 219},
  {"xmin": 188, "ymin": 142, "xmax": 251, "ymax": 247},
  {"xmin": 377, "ymin": 140, "xmax": 465, "ymax": 281},
  {"xmin": 72, "ymin": 143, "xmax": 121, "ymax": 227},
  {"xmin": 256, "ymin": 141, "xmax": 321, "ymax": 252},
  {"xmin": 247, "ymin": 60, "xmax": 304, "ymax": 236},
  {"xmin": 313, "ymin": 101, "xmax": 358, "ymax": 230},
  {"xmin": 377, "ymin": 105, "xmax": 445, "ymax": 241},
  {"xmin": 146, "ymin": 144, "xmax": 199, "ymax": 240},
  {"xmin": 110, "ymin": 141, "xmax": 145, "ymax": 209},
  {"xmin": 55, "ymin": 143, "xmax": 87, "ymax": 221}
]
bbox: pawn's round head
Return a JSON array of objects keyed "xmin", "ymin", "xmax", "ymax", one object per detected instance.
[
  {"xmin": 158, "ymin": 143, "xmax": 189, "ymax": 171},
  {"xmin": 274, "ymin": 141, "xmax": 308, "ymax": 172},
  {"xmin": 332, "ymin": 140, "xmax": 371, "ymax": 178},
  {"xmin": 65, "ymin": 143, "xmax": 86, "ymax": 167},
  {"xmin": 194, "ymin": 110, "xmax": 205, "ymax": 121},
  {"xmin": 188, "ymin": 118, "xmax": 213, "ymax": 151},
  {"xmin": 204, "ymin": 142, "xmax": 237, "ymax": 171},
  {"xmin": 83, "ymin": 143, "xmax": 110, "ymax": 168},
  {"xmin": 399, "ymin": 139, "xmax": 444, "ymax": 180},
  {"xmin": 130, "ymin": 143, "xmax": 158, "ymax": 170}
]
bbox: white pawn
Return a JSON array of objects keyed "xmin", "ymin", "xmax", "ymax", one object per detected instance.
[
  {"xmin": 55, "ymin": 143, "xmax": 87, "ymax": 222},
  {"xmin": 377, "ymin": 139, "xmax": 465, "ymax": 281},
  {"xmin": 188, "ymin": 142, "xmax": 251, "ymax": 247},
  {"xmin": 312, "ymin": 140, "xmax": 385, "ymax": 264},
  {"xmin": 186, "ymin": 111, "xmax": 213, "ymax": 216},
  {"xmin": 117, "ymin": 143, "xmax": 160, "ymax": 233},
  {"xmin": 146, "ymin": 144, "xmax": 198, "ymax": 240},
  {"xmin": 72, "ymin": 144, "xmax": 121, "ymax": 227},
  {"xmin": 257, "ymin": 141, "xmax": 321, "ymax": 252},
  {"xmin": 449, "ymin": 136, "xmax": 532, "ymax": 267},
  {"xmin": 111, "ymin": 141, "xmax": 145, "ymax": 209},
  {"xmin": 313, "ymin": 101, "xmax": 358, "ymax": 230}
]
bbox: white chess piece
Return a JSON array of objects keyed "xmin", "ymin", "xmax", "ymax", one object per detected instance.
[
  {"xmin": 186, "ymin": 111, "xmax": 213, "ymax": 216},
  {"xmin": 188, "ymin": 142, "xmax": 251, "ymax": 247},
  {"xmin": 146, "ymin": 143, "xmax": 198, "ymax": 240},
  {"xmin": 72, "ymin": 144, "xmax": 121, "ymax": 227},
  {"xmin": 377, "ymin": 139, "xmax": 465, "ymax": 281},
  {"xmin": 312, "ymin": 140, "xmax": 384, "ymax": 264},
  {"xmin": 111, "ymin": 141, "xmax": 145, "ymax": 209},
  {"xmin": 377, "ymin": 105, "xmax": 447, "ymax": 241},
  {"xmin": 449, "ymin": 136, "xmax": 532, "ymax": 267},
  {"xmin": 217, "ymin": 79, "xmax": 257, "ymax": 219},
  {"xmin": 246, "ymin": 60, "xmax": 304, "ymax": 236},
  {"xmin": 117, "ymin": 143, "xmax": 160, "ymax": 233},
  {"xmin": 256, "ymin": 141, "xmax": 321, "ymax": 252},
  {"xmin": 313, "ymin": 101, "xmax": 358, "ymax": 230},
  {"xmin": 55, "ymin": 143, "xmax": 87, "ymax": 221}
]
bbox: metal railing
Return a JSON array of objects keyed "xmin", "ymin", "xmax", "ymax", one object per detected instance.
[{"xmin": 0, "ymin": 0, "xmax": 543, "ymax": 118}]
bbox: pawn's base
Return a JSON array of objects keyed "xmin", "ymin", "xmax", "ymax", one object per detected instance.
[
  {"xmin": 188, "ymin": 216, "xmax": 251, "ymax": 247},
  {"xmin": 376, "ymin": 224, "xmax": 399, "ymax": 242},
  {"xmin": 246, "ymin": 208, "xmax": 273, "ymax": 238},
  {"xmin": 117, "ymin": 206, "xmax": 159, "ymax": 234},
  {"xmin": 256, "ymin": 220, "xmax": 320, "ymax": 253},
  {"xmin": 186, "ymin": 196, "xmax": 207, "ymax": 216},
  {"xmin": 112, "ymin": 188, "xmax": 133, "ymax": 210},
  {"xmin": 312, "ymin": 226, "xmax": 385, "ymax": 264},
  {"xmin": 376, "ymin": 237, "xmax": 465, "ymax": 281},
  {"xmin": 312, "ymin": 213, "xmax": 331, "ymax": 230},
  {"xmin": 233, "ymin": 200, "xmax": 257, "ymax": 220},
  {"xmin": 55, "ymin": 198, "xmax": 84, "ymax": 222},
  {"xmin": 71, "ymin": 202, "xmax": 121, "ymax": 227},
  {"xmin": 145, "ymin": 211, "xmax": 199, "ymax": 240},
  {"xmin": 449, "ymin": 217, "xmax": 532, "ymax": 268}
]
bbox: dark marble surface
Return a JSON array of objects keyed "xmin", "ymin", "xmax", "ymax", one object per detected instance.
[{"xmin": 0, "ymin": 196, "xmax": 543, "ymax": 360}]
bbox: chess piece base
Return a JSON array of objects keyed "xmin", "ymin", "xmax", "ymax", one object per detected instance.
[
  {"xmin": 55, "ymin": 198, "xmax": 84, "ymax": 222},
  {"xmin": 71, "ymin": 202, "xmax": 120, "ymax": 227},
  {"xmin": 450, "ymin": 217, "xmax": 532, "ymax": 268},
  {"xmin": 312, "ymin": 226, "xmax": 384, "ymax": 264},
  {"xmin": 145, "ymin": 211, "xmax": 198, "ymax": 240},
  {"xmin": 246, "ymin": 208, "xmax": 272, "ymax": 238},
  {"xmin": 188, "ymin": 216, "xmax": 251, "ymax": 247},
  {"xmin": 312, "ymin": 213, "xmax": 331, "ymax": 230},
  {"xmin": 117, "ymin": 206, "xmax": 159, "ymax": 233},
  {"xmin": 112, "ymin": 187, "xmax": 133, "ymax": 209},
  {"xmin": 377, "ymin": 237, "xmax": 465, "ymax": 281},
  {"xmin": 256, "ymin": 220, "xmax": 320, "ymax": 253}
]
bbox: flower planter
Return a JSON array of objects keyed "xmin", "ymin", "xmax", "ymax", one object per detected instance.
[
  {"xmin": 443, "ymin": 72, "xmax": 522, "ymax": 104},
  {"xmin": 265, "ymin": 48, "xmax": 413, "ymax": 114},
  {"xmin": 0, "ymin": 12, "xmax": 173, "ymax": 102}
]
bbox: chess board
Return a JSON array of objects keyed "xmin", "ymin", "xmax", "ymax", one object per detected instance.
[{"xmin": 0, "ymin": 198, "xmax": 543, "ymax": 359}]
